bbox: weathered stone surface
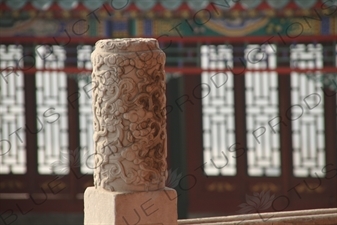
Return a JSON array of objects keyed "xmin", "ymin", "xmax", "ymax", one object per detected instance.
[
  {"xmin": 84, "ymin": 187, "xmax": 178, "ymax": 225},
  {"xmin": 84, "ymin": 38, "xmax": 177, "ymax": 225},
  {"xmin": 90, "ymin": 38, "xmax": 167, "ymax": 192}
]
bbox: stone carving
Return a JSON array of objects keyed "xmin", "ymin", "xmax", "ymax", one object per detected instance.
[{"xmin": 91, "ymin": 38, "xmax": 167, "ymax": 192}]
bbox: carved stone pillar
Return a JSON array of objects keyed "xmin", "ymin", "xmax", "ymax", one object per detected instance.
[{"xmin": 84, "ymin": 38, "xmax": 177, "ymax": 225}]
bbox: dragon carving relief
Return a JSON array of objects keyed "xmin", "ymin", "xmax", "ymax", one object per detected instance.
[{"xmin": 90, "ymin": 38, "xmax": 167, "ymax": 192}]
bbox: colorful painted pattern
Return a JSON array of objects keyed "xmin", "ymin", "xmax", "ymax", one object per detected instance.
[{"xmin": 0, "ymin": 15, "xmax": 336, "ymax": 37}]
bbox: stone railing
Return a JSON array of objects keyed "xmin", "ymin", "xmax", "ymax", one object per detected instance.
[
  {"xmin": 178, "ymin": 208, "xmax": 337, "ymax": 225},
  {"xmin": 83, "ymin": 37, "xmax": 336, "ymax": 225}
]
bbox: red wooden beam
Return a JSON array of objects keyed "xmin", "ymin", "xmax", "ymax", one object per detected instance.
[
  {"xmin": 0, "ymin": 35, "xmax": 336, "ymax": 45},
  {"xmin": 2, "ymin": 67, "xmax": 336, "ymax": 75}
]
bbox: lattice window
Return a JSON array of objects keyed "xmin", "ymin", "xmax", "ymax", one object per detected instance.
[
  {"xmin": 77, "ymin": 45, "xmax": 94, "ymax": 174},
  {"xmin": 0, "ymin": 45, "xmax": 26, "ymax": 174},
  {"xmin": 77, "ymin": 45, "xmax": 92, "ymax": 70},
  {"xmin": 245, "ymin": 44, "xmax": 280, "ymax": 177},
  {"xmin": 201, "ymin": 45, "xmax": 236, "ymax": 176},
  {"xmin": 35, "ymin": 45, "xmax": 69, "ymax": 175},
  {"xmin": 290, "ymin": 43, "xmax": 325, "ymax": 177}
]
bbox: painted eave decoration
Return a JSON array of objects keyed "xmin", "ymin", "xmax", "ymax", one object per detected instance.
[{"xmin": 0, "ymin": 0, "xmax": 332, "ymax": 11}]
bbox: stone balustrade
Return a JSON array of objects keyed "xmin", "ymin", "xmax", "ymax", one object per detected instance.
[
  {"xmin": 83, "ymin": 38, "xmax": 336, "ymax": 225},
  {"xmin": 178, "ymin": 208, "xmax": 337, "ymax": 225}
]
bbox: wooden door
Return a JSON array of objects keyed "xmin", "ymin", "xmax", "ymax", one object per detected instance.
[{"xmin": 181, "ymin": 42, "xmax": 337, "ymax": 217}]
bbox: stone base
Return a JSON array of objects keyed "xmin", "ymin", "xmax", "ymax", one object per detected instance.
[{"xmin": 84, "ymin": 187, "xmax": 178, "ymax": 225}]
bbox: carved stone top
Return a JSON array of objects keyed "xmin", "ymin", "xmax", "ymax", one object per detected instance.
[
  {"xmin": 94, "ymin": 38, "xmax": 161, "ymax": 53},
  {"xmin": 91, "ymin": 38, "xmax": 167, "ymax": 192}
]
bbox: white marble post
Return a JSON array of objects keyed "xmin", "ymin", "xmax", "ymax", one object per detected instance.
[{"xmin": 84, "ymin": 38, "xmax": 177, "ymax": 225}]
